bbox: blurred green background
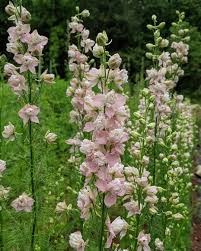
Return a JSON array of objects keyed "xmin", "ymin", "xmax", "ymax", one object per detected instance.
[{"xmin": 1, "ymin": 0, "xmax": 201, "ymax": 101}]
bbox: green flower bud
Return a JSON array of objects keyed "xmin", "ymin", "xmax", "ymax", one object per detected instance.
[
  {"xmin": 145, "ymin": 52, "xmax": 153, "ymax": 59},
  {"xmin": 96, "ymin": 31, "xmax": 108, "ymax": 46},
  {"xmin": 81, "ymin": 9, "xmax": 90, "ymax": 17},
  {"xmin": 183, "ymin": 36, "xmax": 190, "ymax": 42},
  {"xmin": 171, "ymin": 22, "xmax": 177, "ymax": 27},
  {"xmin": 149, "ymin": 103, "xmax": 154, "ymax": 109},
  {"xmin": 154, "ymin": 30, "xmax": 160, "ymax": 39},
  {"xmin": 160, "ymin": 39, "xmax": 169, "ymax": 48},
  {"xmin": 146, "ymin": 43, "xmax": 155, "ymax": 50},
  {"xmin": 75, "ymin": 6, "xmax": 79, "ymax": 13},
  {"xmin": 133, "ymin": 111, "xmax": 141, "ymax": 119},
  {"xmin": 171, "ymin": 34, "xmax": 177, "ymax": 39},
  {"xmin": 158, "ymin": 22, "xmax": 166, "ymax": 29},
  {"xmin": 152, "ymin": 15, "xmax": 157, "ymax": 22},
  {"xmin": 147, "ymin": 24, "xmax": 154, "ymax": 30},
  {"xmin": 142, "ymin": 88, "xmax": 149, "ymax": 96},
  {"xmin": 149, "ymin": 95, "xmax": 155, "ymax": 102}
]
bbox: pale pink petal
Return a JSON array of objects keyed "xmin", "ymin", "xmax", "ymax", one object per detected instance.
[{"xmin": 104, "ymin": 193, "xmax": 117, "ymax": 207}]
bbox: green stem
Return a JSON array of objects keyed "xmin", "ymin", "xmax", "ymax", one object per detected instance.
[
  {"xmin": 153, "ymin": 115, "xmax": 158, "ymax": 185},
  {"xmin": 99, "ymin": 194, "xmax": 106, "ymax": 251},
  {"xmin": 0, "ymin": 72, "xmax": 4, "ymax": 251},
  {"xmin": 28, "ymin": 73, "xmax": 36, "ymax": 251},
  {"xmin": 134, "ymin": 214, "xmax": 140, "ymax": 251}
]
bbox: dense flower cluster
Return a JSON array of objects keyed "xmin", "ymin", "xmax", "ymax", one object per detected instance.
[
  {"xmin": 4, "ymin": 2, "xmax": 55, "ymax": 212},
  {"xmin": 67, "ymin": 9, "xmax": 130, "ymax": 250},
  {"xmin": 125, "ymin": 12, "xmax": 194, "ymax": 251},
  {"xmin": 4, "ymin": 1, "xmax": 54, "ymax": 122}
]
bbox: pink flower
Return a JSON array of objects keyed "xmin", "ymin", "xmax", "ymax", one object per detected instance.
[
  {"xmin": 105, "ymin": 216, "xmax": 128, "ymax": 248},
  {"xmin": 109, "ymin": 69, "xmax": 128, "ymax": 88},
  {"xmin": 6, "ymin": 41, "xmax": 20, "ymax": 54},
  {"xmin": 69, "ymin": 22, "xmax": 84, "ymax": 33},
  {"xmin": 96, "ymin": 175, "xmax": 126, "ymax": 208},
  {"xmin": 81, "ymin": 38, "xmax": 95, "ymax": 53},
  {"xmin": 2, "ymin": 122, "xmax": 15, "ymax": 141},
  {"xmin": 123, "ymin": 200, "xmax": 141, "ymax": 217},
  {"xmin": 23, "ymin": 30, "xmax": 48, "ymax": 55},
  {"xmin": 4, "ymin": 63, "xmax": 18, "ymax": 76},
  {"xmin": 0, "ymin": 160, "xmax": 6, "ymax": 174},
  {"xmin": 8, "ymin": 74, "xmax": 27, "ymax": 95},
  {"xmin": 11, "ymin": 193, "xmax": 34, "ymax": 212},
  {"xmin": 137, "ymin": 231, "xmax": 151, "ymax": 251},
  {"xmin": 80, "ymin": 139, "xmax": 96, "ymax": 156},
  {"xmin": 14, "ymin": 53, "xmax": 39, "ymax": 73},
  {"xmin": 69, "ymin": 231, "xmax": 86, "ymax": 251},
  {"xmin": 7, "ymin": 23, "xmax": 30, "ymax": 42},
  {"xmin": 104, "ymin": 178, "xmax": 126, "ymax": 207},
  {"xmin": 85, "ymin": 67, "xmax": 100, "ymax": 85},
  {"xmin": 18, "ymin": 104, "xmax": 40, "ymax": 125},
  {"xmin": 81, "ymin": 29, "xmax": 89, "ymax": 40},
  {"xmin": 77, "ymin": 186, "xmax": 97, "ymax": 220}
]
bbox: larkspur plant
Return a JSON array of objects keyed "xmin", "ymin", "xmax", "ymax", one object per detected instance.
[
  {"xmin": 126, "ymin": 11, "xmax": 195, "ymax": 251},
  {"xmin": 67, "ymin": 7, "xmax": 130, "ymax": 250},
  {"xmin": 0, "ymin": 2, "xmax": 198, "ymax": 251},
  {"xmin": 3, "ymin": 1, "xmax": 55, "ymax": 250},
  {"xmin": 66, "ymin": 8, "xmax": 197, "ymax": 251}
]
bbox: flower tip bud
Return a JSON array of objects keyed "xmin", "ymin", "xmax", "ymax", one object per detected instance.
[
  {"xmin": 81, "ymin": 9, "xmax": 90, "ymax": 18},
  {"xmin": 75, "ymin": 6, "xmax": 80, "ymax": 13},
  {"xmin": 152, "ymin": 15, "xmax": 157, "ymax": 22}
]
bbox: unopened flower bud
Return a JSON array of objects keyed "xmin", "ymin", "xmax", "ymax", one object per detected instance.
[
  {"xmin": 96, "ymin": 31, "xmax": 108, "ymax": 46},
  {"xmin": 45, "ymin": 131, "xmax": 57, "ymax": 144},
  {"xmin": 108, "ymin": 53, "xmax": 122, "ymax": 69},
  {"xmin": 75, "ymin": 6, "xmax": 80, "ymax": 13},
  {"xmin": 183, "ymin": 36, "xmax": 190, "ymax": 42},
  {"xmin": 160, "ymin": 39, "xmax": 169, "ymax": 48},
  {"xmin": 147, "ymin": 24, "xmax": 154, "ymax": 30},
  {"xmin": 145, "ymin": 52, "xmax": 153, "ymax": 59},
  {"xmin": 92, "ymin": 44, "xmax": 104, "ymax": 58},
  {"xmin": 142, "ymin": 88, "xmax": 149, "ymax": 96},
  {"xmin": 5, "ymin": 2, "xmax": 16, "ymax": 16},
  {"xmin": 152, "ymin": 15, "xmax": 157, "ymax": 21},
  {"xmin": 81, "ymin": 9, "xmax": 90, "ymax": 17},
  {"xmin": 149, "ymin": 207, "xmax": 157, "ymax": 214},
  {"xmin": 171, "ymin": 34, "xmax": 177, "ymax": 39},
  {"xmin": 41, "ymin": 70, "xmax": 55, "ymax": 84},
  {"xmin": 158, "ymin": 22, "xmax": 165, "ymax": 29},
  {"xmin": 19, "ymin": 7, "xmax": 31, "ymax": 23},
  {"xmin": 56, "ymin": 201, "xmax": 68, "ymax": 212},
  {"xmin": 178, "ymin": 29, "xmax": 185, "ymax": 36},
  {"xmin": 146, "ymin": 43, "xmax": 155, "ymax": 50}
]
